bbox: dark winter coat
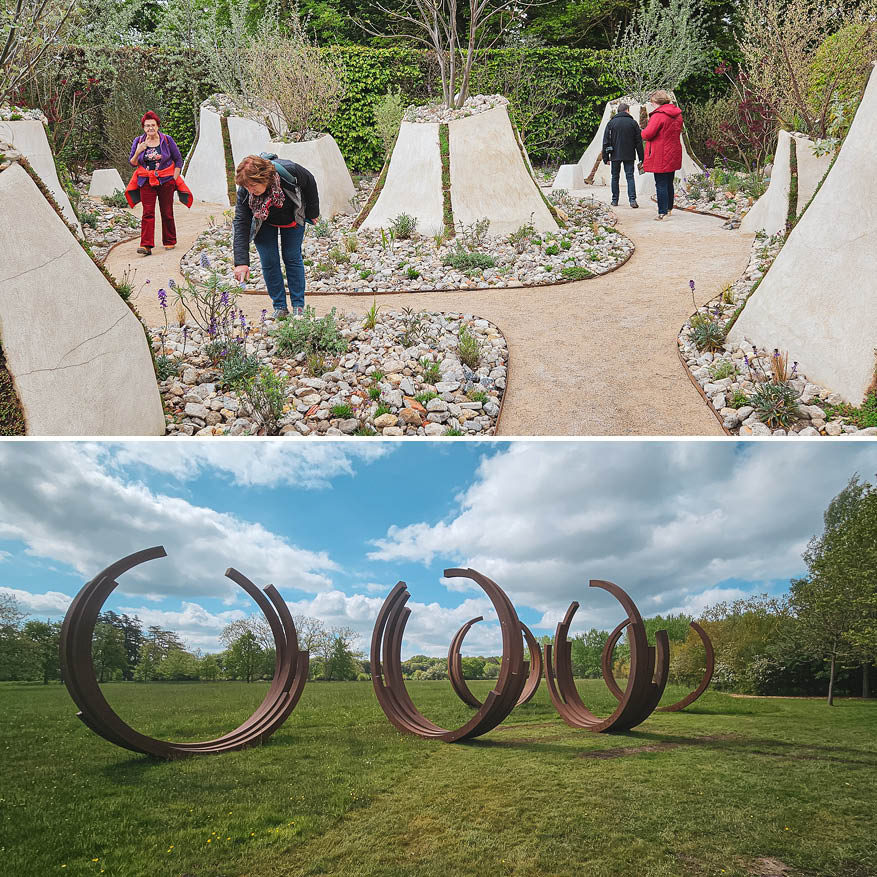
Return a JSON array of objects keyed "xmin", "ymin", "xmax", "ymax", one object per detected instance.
[
  {"xmin": 602, "ymin": 111, "xmax": 644, "ymax": 163},
  {"xmin": 233, "ymin": 156, "xmax": 320, "ymax": 266},
  {"xmin": 641, "ymin": 103, "xmax": 684, "ymax": 173}
]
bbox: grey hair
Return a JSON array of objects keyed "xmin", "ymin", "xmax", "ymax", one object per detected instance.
[{"xmin": 617, "ymin": 102, "xmax": 630, "ymax": 113}]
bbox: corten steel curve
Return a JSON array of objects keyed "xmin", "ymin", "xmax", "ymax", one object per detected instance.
[
  {"xmin": 448, "ymin": 617, "xmax": 543, "ymax": 708},
  {"xmin": 371, "ymin": 568, "xmax": 528, "ymax": 741},
  {"xmin": 601, "ymin": 620, "xmax": 715, "ymax": 712},
  {"xmin": 59, "ymin": 546, "xmax": 309, "ymax": 758},
  {"xmin": 544, "ymin": 580, "xmax": 669, "ymax": 732}
]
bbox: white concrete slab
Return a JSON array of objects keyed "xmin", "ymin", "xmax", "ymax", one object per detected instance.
[
  {"xmin": 0, "ymin": 119, "xmax": 82, "ymax": 234},
  {"xmin": 449, "ymin": 105, "xmax": 557, "ymax": 235},
  {"xmin": 88, "ymin": 168, "xmax": 125, "ymax": 198},
  {"xmin": 271, "ymin": 134, "xmax": 356, "ymax": 218},
  {"xmin": 0, "ymin": 162, "xmax": 165, "ymax": 435},
  {"xmin": 793, "ymin": 133, "xmax": 832, "ymax": 216},
  {"xmin": 184, "ymin": 105, "xmax": 230, "ymax": 207},
  {"xmin": 360, "ymin": 120, "xmax": 445, "ymax": 236},
  {"xmin": 728, "ymin": 64, "xmax": 877, "ymax": 404},
  {"xmin": 552, "ymin": 163, "xmax": 585, "ymax": 192},
  {"xmin": 227, "ymin": 115, "xmax": 272, "ymax": 168},
  {"xmin": 740, "ymin": 130, "xmax": 792, "ymax": 235}
]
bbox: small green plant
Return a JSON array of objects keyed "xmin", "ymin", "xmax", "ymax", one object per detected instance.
[
  {"xmin": 80, "ymin": 210, "xmax": 99, "ymax": 229},
  {"xmin": 354, "ymin": 425, "xmax": 378, "ymax": 436},
  {"xmin": 220, "ymin": 344, "xmax": 260, "ymax": 387},
  {"xmin": 389, "ymin": 213, "xmax": 417, "ymax": 239},
  {"xmin": 561, "ymin": 266, "xmax": 592, "ymax": 281},
  {"xmin": 406, "ymin": 266, "xmax": 420, "ymax": 280},
  {"xmin": 359, "ymin": 269, "xmax": 373, "ymax": 279},
  {"xmin": 362, "ymin": 298, "xmax": 382, "ymax": 330},
  {"xmin": 823, "ymin": 391, "xmax": 877, "ymax": 429},
  {"xmin": 544, "ymin": 244, "xmax": 560, "ymax": 256},
  {"xmin": 467, "ymin": 389, "xmax": 488, "ymax": 403},
  {"xmin": 371, "ymin": 370, "xmax": 385, "ymax": 382},
  {"xmin": 307, "ymin": 352, "xmax": 327, "ymax": 377},
  {"xmin": 721, "ymin": 284, "xmax": 735, "ymax": 305},
  {"xmin": 442, "ymin": 247, "xmax": 495, "ymax": 273},
  {"xmin": 728, "ymin": 389, "xmax": 750, "ymax": 409},
  {"xmin": 456, "ymin": 217, "xmax": 490, "ymax": 249},
  {"xmin": 154, "ymin": 355, "xmax": 179, "ymax": 381},
  {"xmin": 369, "ymin": 386, "xmax": 381, "ymax": 400},
  {"xmin": 749, "ymin": 382, "xmax": 800, "ymax": 429},
  {"xmin": 313, "ymin": 217, "xmax": 331, "ymax": 237},
  {"xmin": 331, "ymin": 403, "xmax": 353, "ymax": 418},
  {"xmin": 457, "ymin": 326, "xmax": 482, "ymax": 370},
  {"xmin": 233, "ymin": 367, "xmax": 289, "ymax": 436},
  {"xmin": 270, "ymin": 306, "xmax": 348, "ymax": 356},
  {"xmin": 398, "ymin": 307, "xmax": 427, "ymax": 347},
  {"xmin": 344, "ymin": 234, "xmax": 358, "ymax": 254},
  {"xmin": 102, "ymin": 191, "xmax": 128, "ymax": 209},
  {"xmin": 311, "ymin": 261, "xmax": 335, "ymax": 279},
  {"xmin": 444, "ymin": 428, "xmax": 463, "ymax": 436},
  {"xmin": 328, "ymin": 246, "xmax": 349, "ymax": 264},
  {"xmin": 304, "ymin": 259, "xmax": 314, "ymax": 267},
  {"xmin": 560, "ymin": 239, "xmax": 572, "ymax": 250},
  {"xmin": 689, "ymin": 314, "xmax": 726, "ymax": 352},
  {"xmin": 587, "ymin": 248, "xmax": 601, "ymax": 261},
  {"xmin": 709, "ymin": 359, "xmax": 737, "ymax": 380},
  {"xmin": 205, "ymin": 339, "xmax": 228, "ymax": 363},
  {"xmin": 374, "ymin": 404, "xmax": 391, "ymax": 418},
  {"xmin": 432, "ymin": 231, "xmax": 447, "ymax": 249},
  {"xmin": 420, "ymin": 357, "xmax": 442, "ymax": 385},
  {"xmin": 508, "ymin": 220, "xmax": 535, "ymax": 254},
  {"xmin": 374, "ymin": 87, "xmax": 403, "ymax": 156},
  {"xmin": 416, "ymin": 390, "xmax": 438, "ymax": 405}
]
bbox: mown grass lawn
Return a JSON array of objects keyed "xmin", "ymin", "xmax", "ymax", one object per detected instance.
[{"xmin": 1, "ymin": 680, "xmax": 874, "ymax": 877}]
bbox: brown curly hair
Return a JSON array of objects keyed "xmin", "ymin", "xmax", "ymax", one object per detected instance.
[{"xmin": 235, "ymin": 155, "xmax": 276, "ymax": 188}]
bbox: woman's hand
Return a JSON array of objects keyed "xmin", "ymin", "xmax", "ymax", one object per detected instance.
[
  {"xmin": 134, "ymin": 140, "xmax": 148, "ymax": 157},
  {"xmin": 234, "ymin": 265, "xmax": 250, "ymax": 283}
]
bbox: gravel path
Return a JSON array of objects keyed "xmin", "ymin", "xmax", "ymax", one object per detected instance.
[{"xmin": 107, "ymin": 192, "xmax": 753, "ymax": 436}]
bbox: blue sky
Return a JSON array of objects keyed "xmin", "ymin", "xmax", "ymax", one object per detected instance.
[{"xmin": 1, "ymin": 440, "xmax": 874, "ymax": 657}]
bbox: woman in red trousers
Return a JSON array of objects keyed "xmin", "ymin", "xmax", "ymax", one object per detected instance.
[
  {"xmin": 641, "ymin": 90, "xmax": 684, "ymax": 221},
  {"xmin": 129, "ymin": 111, "xmax": 184, "ymax": 254}
]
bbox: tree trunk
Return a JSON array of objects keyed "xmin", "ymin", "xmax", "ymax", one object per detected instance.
[
  {"xmin": 863, "ymin": 663, "xmax": 870, "ymax": 699},
  {"xmin": 827, "ymin": 651, "xmax": 836, "ymax": 706}
]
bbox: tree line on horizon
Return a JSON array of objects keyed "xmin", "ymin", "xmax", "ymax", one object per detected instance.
[{"xmin": 0, "ymin": 476, "xmax": 874, "ymax": 701}]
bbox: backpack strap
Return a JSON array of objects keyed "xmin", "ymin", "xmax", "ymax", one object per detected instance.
[{"xmin": 259, "ymin": 152, "xmax": 297, "ymax": 187}]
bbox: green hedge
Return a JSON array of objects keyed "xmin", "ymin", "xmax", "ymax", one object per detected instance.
[{"xmin": 45, "ymin": 45, "xmax": 624, "ymax": 172}]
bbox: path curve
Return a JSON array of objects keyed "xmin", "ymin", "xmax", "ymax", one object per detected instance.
[{"xmin": 107, "ymin": 193, "xmax": 753, "ymax": 436}]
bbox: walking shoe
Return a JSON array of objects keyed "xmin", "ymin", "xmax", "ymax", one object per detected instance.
[
  {"xmin": 292, "ymin": 306, "xmax": 305, "ymax": 317},
  {"xmin": 630, "ymin": 201, "xmax": 639, "ymax": 208},
  {"xmin": 655, "ymin": 214, "xmax": 665, "ymax": 221},
  {"xmin": 137, "ymin": 246, "xmax": 152, "ymax": 255},
  {"xmin": 610, "ymin": 200, "xmax": 619, "ymax": 206},
  {"xmin": 273, "ymin": 308, "xmax": 290, "ymax": 320},
  {"xmin": 164, "ymin": 244, "xmax": 176, "ymax": 250}
]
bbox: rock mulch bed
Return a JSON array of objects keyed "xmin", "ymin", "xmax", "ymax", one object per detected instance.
[
  {"xmin": 0, "ymin": 138, "xmax": 22, "ymax": 169},
  {"xmin": 673, "ymin": 170, "xmax": 765, "ymax": 229},
  {"xmin": 153, "ymin": 309, "xmax": 507, "ymax": 436},
  {"xmin": 181, "ymin": 190, "xmax": 633, "ymax": 295},
  {"xmin": 679, "ymin": 231, "xmax": 876, "ymax": 436},
  {"xmin": 0, "ymin": 105, "xmax": 46, "ymax": 122},
  {"xmin": 403, "ymin": 94, "xmax": 509, "ymax": 124},
  {"xmin": 77, "ymin": 193, "xmax": 140, "ymax": 262}
]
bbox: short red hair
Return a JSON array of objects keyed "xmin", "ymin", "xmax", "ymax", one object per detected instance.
[{"xmin": 141, "ymin": 111, "xmax": 161, "ymax": 128}]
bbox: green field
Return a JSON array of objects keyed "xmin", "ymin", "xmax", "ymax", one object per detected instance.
[{"xmin": 1, "ymin": 680, "xmax": 874, "ymax": 877}]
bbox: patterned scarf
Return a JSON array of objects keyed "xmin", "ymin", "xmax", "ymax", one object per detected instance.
[{"xmin": 249, "ymin": 171, "xmax": 285, "ymax": 220}]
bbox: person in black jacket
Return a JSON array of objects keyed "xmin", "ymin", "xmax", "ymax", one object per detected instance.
[
  {"xmin": 601, "ymin": 103, "xmax": 644, "ymax": 208},
  {"xmin": 233, "ymin": 154, "xmax": 320, "ymax": 318}
]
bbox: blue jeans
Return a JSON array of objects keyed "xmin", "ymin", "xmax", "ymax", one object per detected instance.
[
  {"xmin": 654, "ymin": 172, "xmax": 676, "ymax": 215},
  {"xmin": 254, "ymin": 221, "xmax": 306, "ymax": 310},
  {"xmin": 611, "ymin": 160, "xmax": 636, "ymax": 203}
]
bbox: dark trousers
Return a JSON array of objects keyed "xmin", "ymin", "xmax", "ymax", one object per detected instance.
[
  {"xmin": 654, "ymin": 171, "xmax": 676, "ymax": 215},
  {"xmin": 139, "ymin": 179, "xmax": 176, "ymax": 247},
  {"xmin": 611, "ymin": 160, "xmax": 636, "ymax": 203},
  {"xmin": 254, "ymin": 221, "xmax": 306, "ymax": 311}
]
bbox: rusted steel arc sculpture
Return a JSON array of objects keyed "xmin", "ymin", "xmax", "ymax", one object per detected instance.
[
  {"xmin": 601, "ymin": 620, "xmax": 715, "ymax": 712},
  {"xmin": 371, "ymin": 568, "xmax": 527, "ymax": 742},
  {"xmin": 59, "ymin": 546, "xmax": 309, "ymax": 758},
  {"xmin": 448, "ymin": 617, "xmax": 543, "ymax": 708},
  {"xmin": 544, "ymin": 580, "xmax": 669, "ymax": 733}
]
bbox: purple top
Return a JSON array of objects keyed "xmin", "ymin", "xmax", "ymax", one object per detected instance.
[{"xmin": 129, "ymin": 132, "xmax": 183, "ymax": 186}]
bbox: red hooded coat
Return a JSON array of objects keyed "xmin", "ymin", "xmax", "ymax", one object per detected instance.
[{"xmin": 641, "ymin": 103, "xmax": 684, "ymax": 173}]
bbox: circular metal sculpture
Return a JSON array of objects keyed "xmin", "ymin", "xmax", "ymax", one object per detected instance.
[
  {"xmin": 448, "ymin": 617, "xmax": 543, "ymax": 708},
  {"xmin": 371, "ymin": 568, "xmax": 528, "ymax": 741},
  {"xmin": 544, "ymin": 580, "xmax": 669, "ymax": 732},
  {"xmin": 59, "ymin": 546, "xmax": 309, "ymax": 758},
  {"xmin": 601, "ymin": 620, "xmax": 715, "ymax": 712}
]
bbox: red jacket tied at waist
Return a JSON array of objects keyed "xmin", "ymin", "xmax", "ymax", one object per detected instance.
[{"xmin": 125, "ymin": 165, "xmax": 193, "ymax": 209}]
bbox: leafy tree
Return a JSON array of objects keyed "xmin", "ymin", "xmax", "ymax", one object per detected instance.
[
  {"xmin": 0, "ymin": 592, "xmax": 32, "ymax": 681},
  {"xmin": 198, "ymin": 653, "xmax": 220, "ymax": 680},
  {"xmin": 22, "ymin": 620, "xmax": 60, "ymax": 684},
  {"xmin": 156, "ymin": 648, "xmax": 200, "ymax": 681},
  {"xmin": 224, "ymin": 630, "xmax": 264, "ymax": 682},
  {"xmin": 570, "ymin": 628, "xmax": 609, "ymax": 678},
  {"xmin": 460, "ymin": 656, "xmax": 486, "ymax": 679},
  {"xmin": 97, "ymin": 611, "xmax": 143, "ymax": 680},
  {"xmin": 790, "ymin": 476, "xmax": 877, "ymax": 704},
  {"xmin": 92, "ymin": 622, "xmax": 127, "ymax": 683},
  {"xmin": 326, "ymin": 632, "xmax": 359, "ymax": 681}
]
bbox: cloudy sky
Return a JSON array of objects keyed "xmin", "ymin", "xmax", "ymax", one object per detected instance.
[{"xmin": 1, "ymin": 440, "xmax": 874, "ymax": 657}]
